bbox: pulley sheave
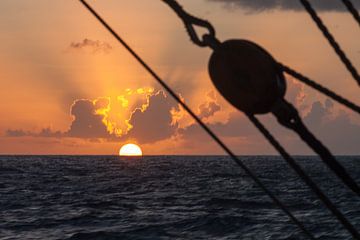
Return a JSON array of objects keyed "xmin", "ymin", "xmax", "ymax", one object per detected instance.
[{"xmin": 208, "ymin": 40, "xmax": 285, "ymax": 114}]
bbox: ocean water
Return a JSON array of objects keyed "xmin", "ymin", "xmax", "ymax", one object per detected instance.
[{"xmin": 1, "ymin": 156, "xmax": 360, "ymax": 240}]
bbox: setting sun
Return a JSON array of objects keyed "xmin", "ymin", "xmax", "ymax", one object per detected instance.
[{"xmin": 119, "ymin": 143, "xmax": 143, "ymax": 156}]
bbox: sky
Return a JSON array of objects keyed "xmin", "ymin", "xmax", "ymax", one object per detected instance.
[{"xmin": 0, "ymin": 0, "xmax": 359, "ymax": 155}]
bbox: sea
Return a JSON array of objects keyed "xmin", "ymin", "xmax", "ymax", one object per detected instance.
[{"xmin": 1, "ymin": 156, "xmax": 360, "ymax": 240}]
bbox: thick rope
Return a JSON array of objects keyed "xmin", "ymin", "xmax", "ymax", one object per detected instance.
[
  {"xmin": 78, "ymin": 1, "xmax": 315, "ymax": 239},
  {"xmin": 342, "ymin": 0, "xmax": 360, "ymax": 27},
  {"xmin": 299, "ymin": 0, "xmax": 360, "ymax": 86},
  {"xmin": 279, "ymin": 63, "xmax": 360, "ymax": 114},
  {"xmin": 271, "ymin": 100, "xmax": 360, "ymax": 196},
  {"xmin": 247, "ymin": 114, "xmax": 360, "ymax": 239}
]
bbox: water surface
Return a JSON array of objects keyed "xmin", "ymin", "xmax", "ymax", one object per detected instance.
[{"xmin": 1, "ymin": 156, "xmax": 360, "ymax": 239}]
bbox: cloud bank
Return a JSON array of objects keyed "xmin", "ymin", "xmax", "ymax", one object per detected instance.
[
  {"xmin": 5, "ymin": 90, "xmax": 180, "ymax": 144},
  {"xmin": 208, "ymin": 0, "xmax": 360, "ymax": 12},
  {"xmin": 5, "ymin": 98, "xmax": 113, "ymax": 139},
  {"xmin": 5, "ymin": 82, "xmax": 360, "ymax": 153},
  {"xmin": 177, "ymin": 99, "xmax": 360, "ymax": 154}
]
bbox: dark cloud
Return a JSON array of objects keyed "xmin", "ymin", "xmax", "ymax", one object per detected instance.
[
  {"xmin": 6, "ymin": 98, "xmax": 113, "ymax": 139},
  {"xmin": 66, "ymin": 98, "xmax": 112, "ymax": 138},
  {"xmin": 179, "ymin": 98, "xmax": 360, "ymax": 154},
  {"xmin": 303, "ymin": 100, "xmax": 360, "ymax": 154},
  {"xmin": 178, "ymin": 111, "xmax": 256, "ymax": 142},
  {"xmin": 5, "ymin": 129, "xmax": 30, "ymax": 137},
  {"xmin": 37, "ymin": 128, "xmax": 63, "ymax": 138},
  {"xmin": 125, "ymin": 91, "xmax": 179, "ymax": 144},
  {"xmin": 208, "ymin": 0, "xmax": 359, "ymax": 12},
  {"xmin": 68, "ymin": 38, "xmax": 113, "ymax": 54},
  {"xmin": 4, "ymin": 92, "xmax": 180, "ymax": 143},
  {"xmin": 5, "ymin": 128, "xmax": 63, "ymax": 138}
]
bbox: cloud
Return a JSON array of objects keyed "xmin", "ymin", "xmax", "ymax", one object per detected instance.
[
  {"xmin": 208, "ymin": 0, "xmax": 360, "ymax": 12},
  {"xmin": 125, "ymin": 91, "xmax": 179, "ymax": 144},
  {"xmin": 68, "ymin": 38, "xmax": 113, "ymax": 54},
  {"xmin": 66, "ymin": 98, "xmax": 113, "ymax": 138},
  {"xmin": 3, "ymin": 89, "xmax": 181, "ymax": 143},
  {"xmin": 5, "ymin": 128, "xmax": 63, "ymax": 138},
  {"xmin": 4, "ymin": 81, "xmax": 359, "ymax": 154},
  {"xmin": 179, "ymin": 97, "xmax": 360, "ymax": 154},
  {"xmin": 178, "ymin": 111, "xmax": 255, "ymax": 142},
  {"xmin": 198, "ymin": 91, "xmax": 221, "ymax": 119},
  {"xmin": 5, "ymin": 129, "xmax": 29, "ymax": 137},
  {"xmin": 5, "ymin": 98, "xmax": 113, "ymax": 139},
  {"xmin": 179, "ymin": 80, "xmax": 307, "ymax": 142},
  {"xmin": 303, "ymin": 100, "xmax": 360, "ymax": 153}
]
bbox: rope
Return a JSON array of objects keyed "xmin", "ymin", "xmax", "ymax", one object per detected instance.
[
  {"xmin": 299, "ymin": 0, "xmax": 360, "ymax": 86},
  {"xmin": 271, "ymin": 100, "xmax": 360, "ymax": 196},
  {"xmin": 162, "ymin": 1, "xmax": 360, "ymax": 238},
  {"xmin": 78, "ymin": 1, "xmax": 315, "ymax": 239},
  {"xmin": 279, "ymin": 63, "xmax": 360, "ymax": 114},
  {"xmin": 342, "ymin": 0, "xmax": 360, "ymax": 27},
  {"xmin": 247, "ymin": 114, "xmax": 360, "ymax": 239},
  {"xmin": 162, "ymin": 0, "xmax": 215, "ymax": 47}
]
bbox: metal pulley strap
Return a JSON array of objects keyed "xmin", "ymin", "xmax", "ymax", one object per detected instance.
[
  {"xmin": 271, "ymin": 100, "xmax": 360, "ymax": 196},
  {"xmin": 300, "ymin": 0, "xmax": 360, "ymax": 86},
  {"xmin": 78, "ymin": 1, "xmax": 315, "ymax": 239}
]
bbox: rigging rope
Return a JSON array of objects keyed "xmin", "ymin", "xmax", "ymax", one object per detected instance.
[
  {"xmin": 162, "ymin": 0, "xmax": 360, "ymax": 238},
  {"xmin": 78, "ymin": 0, "xmax": 315, "ymax": 239},
  {"xmin": 78, "ymin": 0, "xmax": 360, "ymax": 238},
  {"xmin": 162, "ymin": 0, "xmax": 360, "ymax": 115},
  {"xmin": 300, "ymin": 0, "xmax": 360, "ymax": 86},
  {"xmin": 271, "ymin": 100, "xmax": 360, "ymax": 196},
  {"xmin": 200, "ymin": 18, "xmax": 360, "ymax": 198},
  {"xmin": 341, "ymin": 0, "xmax": 360, "ymax": 27},
  {"xmin": 279, "ymin": 63, "xmax": 360, "ymax": 114}
]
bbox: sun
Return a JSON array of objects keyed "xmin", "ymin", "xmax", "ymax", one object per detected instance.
[{"xmin": 119, "ymin": 143, "xmax": 143, "ymax": 156}]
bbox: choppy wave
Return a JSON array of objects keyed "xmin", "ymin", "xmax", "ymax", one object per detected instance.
[{"xmin": 1, "ymin": 155, "xmax": 359, "ymax": 239}]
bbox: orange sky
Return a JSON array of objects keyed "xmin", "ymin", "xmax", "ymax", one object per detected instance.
[{"xmin": 0, "ymin": 0, "xmax": 359, "ymax": 155}]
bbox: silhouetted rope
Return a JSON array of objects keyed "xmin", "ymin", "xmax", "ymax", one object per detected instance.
[
  {"xmin": 300, "ymin": 0, "xmax": 360, "ymax": 86},
  {"xmin": 279, "ymin": 63, "xmax": 360, "ymax": 114},
  {"xmin": 163, "ymin": 1, "xmax": 360, "ymax": 237},
  {"xmin": 78, "ymin": 1, "xmax": 315, "ymax": 239},
  {"xmin": 342, "ymin": 0, "xmax": 360, "ymax": 27},
  {"xmin": 271, "ymin": 100, "xmax": 360, "ymax": 196},
  {"xmin": 162, "ymin": 0, "xmax": 215, "ymax": 47},
  {"xmin": 247, "ymin": 114, "xmax": 360, "ymax": 239}
]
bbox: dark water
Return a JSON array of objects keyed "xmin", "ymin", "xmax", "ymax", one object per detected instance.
[{"xmin": 1, "ymin": 156, "xmax": 360, "ymax": 240}]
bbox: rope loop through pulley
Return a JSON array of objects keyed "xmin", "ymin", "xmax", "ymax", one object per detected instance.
[{"xmin": 162, "ymin": 0, "xmax": 215, "ymax": 47}]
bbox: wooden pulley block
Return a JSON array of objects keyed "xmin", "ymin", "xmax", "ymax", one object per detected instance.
[{"xmin": 208, "ymin": 40, "xmax": 286, "ymax": 114}]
